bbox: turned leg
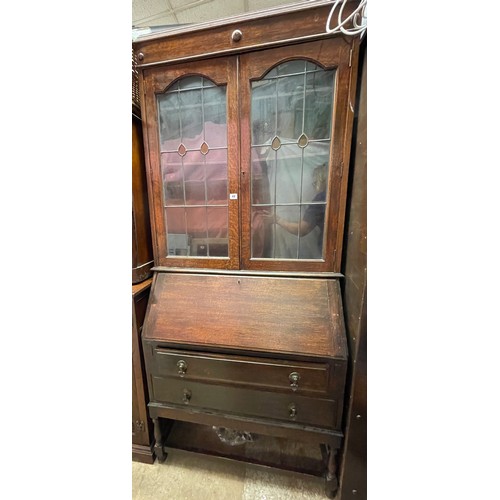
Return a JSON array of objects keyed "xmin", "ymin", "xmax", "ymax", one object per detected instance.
[
  {"xmin": 325, "ymin": 445, "xmax": 339, "ymax": 498},
  {"xmin": 152, "ymin": 417, "xmax": 167, "ymax": 463}
]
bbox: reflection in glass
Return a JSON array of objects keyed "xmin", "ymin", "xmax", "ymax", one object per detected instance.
[
  {"xmin": 250, "ymin": 60, "xmax": 334, "ymax": 260},
  {"xmin": 165, "ymin": 207, "xmax": 188, "ymax": 256},
  {"xmin": 275, "ymin": 144, "xmax": 302, "ymax": 205},
  {"xmin": 157, "ymin": 76, "xmax": 229, "ymax": 257}
]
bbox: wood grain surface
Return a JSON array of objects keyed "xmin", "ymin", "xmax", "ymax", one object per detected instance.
[{"xmin": 143, "ymin": 273, "xmax": 346, "ymax": 359}]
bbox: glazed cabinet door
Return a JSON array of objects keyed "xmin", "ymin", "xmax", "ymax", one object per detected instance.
[
  {"xmin": 142, "ymin": 57, "xmax": 240, "ymax": 269},
  {"xmin": 239, "ymin": 39, "xmax": 354, "ymax": 273}
]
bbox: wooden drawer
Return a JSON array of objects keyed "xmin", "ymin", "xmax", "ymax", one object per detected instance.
[
  {"xmin": 150, "ymin": 347, "xmax": 330, "ymax": 396},
  {"xmin": 151, "ymin": 376, "xmax": 338, "ymax": 429}
]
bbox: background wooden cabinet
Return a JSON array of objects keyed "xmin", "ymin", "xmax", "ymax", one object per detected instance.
[
  {"xmin": 132, "ymin": 54, "xmax": 155, "ymax": 462},
  {"xmin": 132, "ymin": 111, "xmax": 154, "ymax": 283},
  {"xmin": 132, "ymin": 278, "xmax": 154, "ymax": 463}
]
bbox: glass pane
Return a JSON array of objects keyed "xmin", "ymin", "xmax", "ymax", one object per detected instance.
[
  {"xmin": 157, "ymin": 76, "xmax": 229, "ymax": 260},
  {"xmin": 179, "ymin": 76, "xmax": 202, "ymax": 90},
  {"xmin": 251, "ymin": 79, "xmax": 276, "ymax": 145},
  {"xmin": 301, "ymin": 142, "xmax": 330, "ymax": 203},
  {"xmin": 206, "ymin": 179, "xmax": 227, "ymax": 205},
  {"xmin": 251, "ymin": 146, "xmax": 272, "ymax": 205},
  {"xmin": 208, "ymin": 206, "xmax": 228, "ymax": 238},
  {"xmin": 186, "ymin": 206, "xmax": 207, "ymax": 240},
  {"xmin": 185, "ymin": 181, "xmax": 206, "ymax": 205},
  {"xmin": 275, "ymin": 144, "xmax": 302, "ymax": 204},
  {"xmin": 205, "ymin": 148, "xmax": 228, "ymax": 204},
  {"xmin": 161, "ymin": 152, "xmax": 184, "ymax": 205},
  {"xmin": 298, "ymin": 202, "xmax": 325, "ymax": 260},
  {"xmin": 250, "ymin": 59, "xmax": 333, "ymax": 261},
  {"xmin": 165, "ymin": 207, "xmax": 188, "ymax": 256},
  {"xmin": 304, "ymin": 70, "xmax": 335, "ymax": 140},
  {"xmin": 306, "ymin": 61, "xmax": 318, "ymax": 72},
  {"xmin": 180, "ymin": 90, "xmax": 203, "ymax": 149},
  {"xmin": 277, "ymin": 74, "xmax": 304, "ymax": 138},
  {"xmin": 251, "ymin": 206, "xmax": 274, "ymax": 259},
  {"xmin": 277, "ymin": 60, "xmax": 306, "ymax": 76},
  {"xmin": 203, "ymin": 87, "xmax": 227, "ymax": 146},
  {"xmin": 274, "ymin": 205, "xmax": 300, "ymax": 259},
  {"xmin": 189, "ymin": 207, "xmax": 228, "ymax": 257},
  {"xmin": 203, "ymin": 79, "xmax": 216, "ymax": 88},
  {"xmin": 265, "ymin": 66, "xmax": 278, "ymax": 79},
  {"xmin": 181, "ymin": 150, "xmax": 206, "ymax": 205},
  {"xmin": 158, "ymin": 93, "xmax": 181, "ymax": 147}
]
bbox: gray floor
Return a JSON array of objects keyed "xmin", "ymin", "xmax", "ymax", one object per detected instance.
[{"xmin": 133, "ymin": 449, "xmax": 328, "ymax": 499}]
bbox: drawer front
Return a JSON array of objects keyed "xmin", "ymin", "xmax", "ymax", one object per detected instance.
[
  {"xmin": 151, "ymin": 376, "xmax": 338, "ymax": 429},
  {"xmin": 151, "ymin": 348, "xmax": 329, "ymax": 395}
]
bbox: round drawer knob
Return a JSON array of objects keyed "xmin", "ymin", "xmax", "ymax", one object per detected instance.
[
  {"xmin": 137, "ymin": 52, "xmax": 144, "ymax": 61},
  {"xmin": 177, "ymin": 360, "xmax": 187, "ymax": 376},
  {"xmin": 289, "ymin": 372, "xmax": 300, "ymax": 391},
  {"xmin": 231, "ymin": 29, "xmax": 243, "ymax": 42}
]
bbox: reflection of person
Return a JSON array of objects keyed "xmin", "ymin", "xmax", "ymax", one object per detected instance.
[{"xmin": 272, "ymin": 163, "xmax": 327, "ymax": 237}]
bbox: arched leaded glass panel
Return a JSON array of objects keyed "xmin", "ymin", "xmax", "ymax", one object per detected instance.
[
  {"xmin": 157, "ymin": 76, "xmax": 229, "ymax": 258},
  {"xmin": 250, "ymin": 60, "xmax": 335, "ymax": 260}
]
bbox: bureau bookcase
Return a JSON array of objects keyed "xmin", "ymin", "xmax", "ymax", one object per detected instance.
[{"xmin": 133, "ymin": 1, "xmax": 361, "ymax": 496}]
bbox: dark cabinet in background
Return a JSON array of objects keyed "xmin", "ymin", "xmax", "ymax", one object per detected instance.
[
  {"xmin": 132, "ymin": 278, "xmax": 155, "ymax": 463},
  {"xmin": 132, "ymin": 111, "xmax": 154, "ymax": 284},
  {"xmin": 132, "ymin": 52, "xmax": 155, "ymax": 463}
]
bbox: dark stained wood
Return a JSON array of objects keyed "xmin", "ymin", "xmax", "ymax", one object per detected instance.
[
  {"xmin": 143, "ymin": 273, "xmax": 347, "ymax": 360},
  {"xmin": 132, "ymin": 278, "xmax": 155, "ymax": 462},
  {"xmin": 150, "ymin": 348, "xmax": 330, "ymax": 396},
  {"xmin": 149, "ymin": 403, "xmax": 343, "ymax": 447},
  {"xmin": 132, "ymin": 443, "xmax": 155, "ymax": 465},
  {"xmin": 132, "ymin": 114, "xmax": 154, "ymax": 283},
  {"xmin": 150, "ymin": 376, "xmax": 338, "ymax": 429},
  {"xmin": 335, "ymin": 37, "xmax": 361, "ymax": 272},
  {"xmin": 325, "ymin": 446, "xmax": 339, "ymax": 498},
  {"xmin": 152, "ymin": 417, "xmax": 167, "ymax": 462},
  {"xmin": 338, "ymin": 38, "xmax": 367, "ymax": 500}
]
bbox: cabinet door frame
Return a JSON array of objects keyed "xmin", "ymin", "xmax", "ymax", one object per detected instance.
[
  {"xmin": 239, "ymin": 38, "xmax": 356, "ymax": 273},
  {"xmin": 141, "ymin": 57, "xmax": 240, "ymax": 270}
]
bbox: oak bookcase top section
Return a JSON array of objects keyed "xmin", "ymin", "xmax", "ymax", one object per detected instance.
[
  {"xmin": 132, "ymin": 1, "xmax": 357, "ymax": 68},
  {"xmin": 143, "ymin": 272, "xmax": 347, "ymax": 360}
]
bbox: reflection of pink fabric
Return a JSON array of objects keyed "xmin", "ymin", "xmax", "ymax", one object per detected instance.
[
  {"xmin": 161, "ymin": 122, "xmax": 266, "ymax": 248},
  {"xmin": 162, "ymin": 122, "xmax": 227, "ymax": 154},
  {"xmin": 165, "ymin": 205, "xmax": 228, "ymax": 238},
  {"xmin": 162, "ymin": 122, "xmax": 229, "ymax": 238},
  {"xmin": 161, "ymin": 122, "xmax": 229, "ymax": 199}
]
